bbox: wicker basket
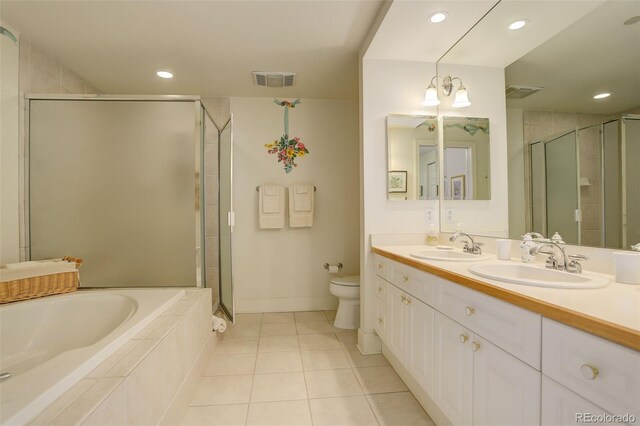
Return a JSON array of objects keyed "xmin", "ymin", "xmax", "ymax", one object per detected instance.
[{"xmin": 0, "ymin": 256, "xmax": 83, "ymax": 304}]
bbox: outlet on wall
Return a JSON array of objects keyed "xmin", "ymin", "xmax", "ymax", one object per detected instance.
[
  {"xmin": 425, "ymin": 209, "xmax": 434, "ymax": 224},
  {"xmin": 446, "ymin": 209, "xmax": 454, "ymax": 223}
]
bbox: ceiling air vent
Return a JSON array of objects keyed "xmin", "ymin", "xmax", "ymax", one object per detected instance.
[
  {"xmin": 505, "ymin": 85, "xmax": 544, "ymax": 99},
  {"xmin": 253, "ymin": 72, "xmax": 297, "ymax": 88}
]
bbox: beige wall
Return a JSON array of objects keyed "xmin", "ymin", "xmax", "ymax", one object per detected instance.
[{"xmin": 230, "ymin": 97, "xmax": 359, "ymax": 312}]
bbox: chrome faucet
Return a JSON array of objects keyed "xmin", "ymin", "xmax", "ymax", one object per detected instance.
[
  {"xmin": 529, "ymin": 239, "xmax": 589, "ymax": 273},
  {"xmin": 523, "ymin": 232, "xmax": 545, "ymax": 239},
  {"xmin": 450, "ymin": 232, "xmax": 484, "ymax": 255}
]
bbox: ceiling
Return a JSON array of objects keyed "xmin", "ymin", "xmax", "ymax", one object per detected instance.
[{"xmin": 1, "ymin": 0, "xmax": 385, "ymax": 99}]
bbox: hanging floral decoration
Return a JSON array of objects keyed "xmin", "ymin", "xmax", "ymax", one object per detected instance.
[{"xmin": 264, "ymin": 99, "xmax": 309, "ymax": 173}]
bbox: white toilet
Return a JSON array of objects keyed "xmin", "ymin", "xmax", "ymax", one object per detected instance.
[{"xmin": 329, "ymin": 275, "xmax": 360, "ymax": 330}]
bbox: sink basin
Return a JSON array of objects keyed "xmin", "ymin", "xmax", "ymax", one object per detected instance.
[
  {"xmin": 469, "ymin": 263, "xmax": 610, "ymax": 289},
  {"xmin": 410, "ymin": 250, "xmax": 490, "ymax": 262}
]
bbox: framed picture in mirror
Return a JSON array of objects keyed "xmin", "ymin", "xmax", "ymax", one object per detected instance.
[
  {"xmin": 388, "ymin": 171, "xmax": 407, "ymax": 193},
  {"xmin": 451, "ymin": 175, "xmax": 465, "ymax": 200}
]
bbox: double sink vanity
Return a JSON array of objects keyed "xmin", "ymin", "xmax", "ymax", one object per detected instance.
[{"xmin": 371, "ymin": 243, "xmax": 639, "ymax": 426}]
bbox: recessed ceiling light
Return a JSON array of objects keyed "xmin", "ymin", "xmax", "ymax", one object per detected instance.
[
  {"xmin": 429, "ymin": 12, "xmax": 448, "ymax": 23},
  {"xmin": 593, "ymin": 93, "xmax": 611, "ymax": 100},
  {"xmin": 508, "ymin": 19, "xmax": 528, "ymax": 30},
  {"xmin": 156, "ymin": 70, "xmax": 173, "ymax": 79}
]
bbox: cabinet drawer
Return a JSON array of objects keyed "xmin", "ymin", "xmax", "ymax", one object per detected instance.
[
  {"xmin": 375, "ymin": 299, "xmax": 388, "ymax": 342},
  {"xmin": 435, "ymin": 278, "xmax": 541, "ymax": 369},
  {"xmin": 375, "ymin": 276, "xmax": 389, "ymax": 305},
  {"xmin": 542, "ymin": 318, "xmax": 640, "ymax": 420},
  {"xmin": 390, "ymin": 261, "xmax": 435, "ymax": 306},
  {"xmin": 373, "ymin": 254, "xmax": 390, "ymax": 281}
]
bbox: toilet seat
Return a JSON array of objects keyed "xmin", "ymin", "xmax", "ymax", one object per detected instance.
[{"xmin": 330, "ymin": 275, "xmax": 360, "ymax": 287}]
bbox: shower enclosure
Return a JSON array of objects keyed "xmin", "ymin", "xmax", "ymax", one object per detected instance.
[
  {"xmin": 529, "ymin": 114, "xmax": 639, "ymax": 248},
  {"xmin": 27, "ymin": 95, "xmax": 235, "ymax": 312}
]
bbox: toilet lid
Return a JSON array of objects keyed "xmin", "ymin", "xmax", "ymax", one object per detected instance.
[{"xmin": 331, "ymin": 275, "xmax": 360, "ymax": 287}]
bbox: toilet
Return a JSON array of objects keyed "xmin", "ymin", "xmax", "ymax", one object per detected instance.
[{"xmin": 329, "ymin": 275, "xmax": 360, "ymax": 330}]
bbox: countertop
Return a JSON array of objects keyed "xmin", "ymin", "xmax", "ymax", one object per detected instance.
[{"xmin": 372, "ymin": 245, "xmax": 640, "ymax": 351}]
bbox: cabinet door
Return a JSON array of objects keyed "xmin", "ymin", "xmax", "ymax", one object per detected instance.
[
  {"xmin": 434, "ymin": 312, "xmax": 473, "ymax": 426},
  {"xmin": 375, "ymin": 299, "xmax": 388, "ymax": 342},
  {"xmin": 407, "ymin": 297, "xmax": 435, "ymax": 397},
  {"xmin": 387, "ymin": 285, "xmax": 409, "ymax": 364},
  {"xmin": 472, "ymin": 335, "xmax": 541, "ymax": 426}
]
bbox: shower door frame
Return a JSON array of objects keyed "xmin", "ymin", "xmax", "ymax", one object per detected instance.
[{"xmin": 24, "ymin": 94, "xmax": 206, "ymax": 288}]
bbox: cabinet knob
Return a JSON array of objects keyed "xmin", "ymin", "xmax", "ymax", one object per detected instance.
[
  {"xmin": 400, "ymin": 295, "xmax": 406, "ymax": 302},
  {"xmin": 377, "ymin": 263, "xmax": 383, "ymax": 270},
  {"xmin": 377, "ymin": 287, "xmax": 383, "ymax": 294},
  {"xmin": 403, "ymin": 297, "xmax": 411, "ymax": 305},
  {"xmin": 472, "ymin": 341, "xmax": 481, "ymax": 352},
  {"xmin": 465, "ymin": 306, "xmax": 475, "ymax": 316},
  {"xmin": 459, "ymin": 334, "xmax": 469, "ymax": 343},
  {"xmin": 402, "ymin": 275, "xmax": 409, "ymax": 283},
  {"xmin": 580, "ymin": 364, "xmax": 599, "ymax": 380},
  {"xmin": 378, "ymin": 317, "xmax": 383, "ymax": 325}
]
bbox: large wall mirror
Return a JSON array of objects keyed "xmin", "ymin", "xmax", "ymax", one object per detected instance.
[
  {"xmin": 443, "ymin": 116, "xmax": 491, "ymax": 201},
  {"xmin": 438, "ymin": 0, "xmax": 639, "ymax": 248},
  {"xmin": 387, "ymin": 114, "xmax": 438, "ymax": 201}
]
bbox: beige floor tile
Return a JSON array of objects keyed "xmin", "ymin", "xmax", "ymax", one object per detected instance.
[
  {"xmin": 305, "ymin": 368, "xmax": 364, "ymax": 398},
  {"xmin": 246, "ymin": 400, "xmax": 312, "ymax": 426},
  {"xmin": 214, "ymin": 336, "xmax": 259, "ymax": 354},
  {"xmin": 225, "ymin": 322, "xmax": 261, "ymax": 338},
  {"xmin": 205, "ymin": 353, "xmax": 256, "ymax": 376},
  {"xmin": 190, "ymin": 375, "xmax": 253, "ymax": 406},
  {"xmin": 180, "ymin": 404, "xmax": 248, "ymax": 426},
  {"xmin": 298, "ymin": 333, "xmax": 341, "ymax": 351},
  {"xmin": 309, "ymin": 395, "xmax": 379, "ymax": 426},
  {"xmin": 250, "ymin": 372, "xmax": 308, "ymax": 402},
  {"xmin": 354, "ymin": 366, "xmax": 408, "ymax": 394},
  {"xmin": 262, "ymin": 312, "xmax": 295, "ymax": 324},
  {"xmin": 301, "ymin": 349, "xmax": 351, "ymax": 371},
  {"xmin": 254, "ymin": 351, "xmax": 303, "ymax": 374},
  {"xmin": 296, "ymin": 321, "xmax": 335, "ymax": 335},
  {"xmin": 258, "ymin": 335, "xmax": 300, "ymax": 353},
  {"xmin": 324, "ymin": 310, "xmax": 337, "ymax": 322},
  {"xmin": 235, "ymin": 313, "xmax": 263, "ymax": 324},
  {"xmin": 294, "ymin": 311, "xmax": 328, "ymax": 323},
  {"xmin": 344, "ymin": 349, "xmax": 390, "ymax": 368},
  {"xmin": 366, "ymin": 392, "xmax": 435, "ymax": 426},
  {"xmin": 335, "ymin": 330, "xmax": 358, "ymax": 350},
  {"xmin": 260, "ymin": 322, "xmax": 297, "ymax": 336}
]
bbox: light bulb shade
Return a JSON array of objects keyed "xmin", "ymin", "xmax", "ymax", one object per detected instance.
[
  {"xmin": 422, "ymin": 84, "xmax": 440, "ymax": 106},
  {"xmin": 452, "ymin": 86, "xmax": 471, "ymax": 108}
]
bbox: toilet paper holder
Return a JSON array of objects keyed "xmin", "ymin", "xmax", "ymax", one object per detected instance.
[{"xmin": 324, "ymin": 263, "xmax": 343, "ymax": 271}]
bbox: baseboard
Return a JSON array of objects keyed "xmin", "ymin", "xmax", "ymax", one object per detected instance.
[
  {"xmin": 235, "ymin": 296, "xmax": 338, "ymax": 313},
  {"xmin": 357, "ymin": 328, "xmax": 382, "ymax": 354},
  {"xmin": 382, "ymin": 342, "xmax": 451, "ymax": 426}
]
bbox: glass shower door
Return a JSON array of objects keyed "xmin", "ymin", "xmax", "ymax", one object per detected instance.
[
  {"xmin": 545, "ymin": 131, "xmax": 579, "ymax": 245},
  {"xmin": 218, "ymin": 117, "xmax": 234, "ymax": 320}
]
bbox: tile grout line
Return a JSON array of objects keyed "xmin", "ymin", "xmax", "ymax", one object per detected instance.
[{"xmin": 244, "ymin": 314, "xmax": 262, "ymax": 425}]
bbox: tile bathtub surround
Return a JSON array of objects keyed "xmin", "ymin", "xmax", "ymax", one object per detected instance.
[
  {"xmin": 31, "ymin": 289, "xmax": 213, "ymax": 426},
  {"xmin": 181, "ymin": 311, "xmax": 435, "ymax": 426}
]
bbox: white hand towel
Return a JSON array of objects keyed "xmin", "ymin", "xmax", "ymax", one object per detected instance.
[
  {"xmin": 289, "ymin": 184, "xmax": 314, "ymax": 227},
  {"xmin": 259, "ymin": 184, "xmax": 285, "ymax": 229}
]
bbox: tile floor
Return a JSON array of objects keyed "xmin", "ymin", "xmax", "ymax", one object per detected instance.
[{"xmin": 181, "ymin": 311, "xmax": 435, "ymax": 426}]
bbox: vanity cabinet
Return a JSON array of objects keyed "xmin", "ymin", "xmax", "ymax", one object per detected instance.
[{"xmin": 541, "ymin": 376, "xmax": 616, "ymax": 426}]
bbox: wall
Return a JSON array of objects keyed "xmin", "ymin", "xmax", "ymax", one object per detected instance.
[
  {"xmin": 230, "ymin": 97, "xmax": 359, "ymax": 313},
  {"xmin": 1, "ymin": 23, "xmax": 20, "ymax": 264},
  {"xmin": 437, "ymin": 63, "xmax": 509, "ymax": 237},
  {"xmin": 361, "ymin": 58, "xmax": 439, "ymax": 351}
]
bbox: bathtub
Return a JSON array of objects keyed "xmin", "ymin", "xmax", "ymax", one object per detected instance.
[{"xmin": 0, "ymin": 288, "xmax": 185, "ymax": 425}]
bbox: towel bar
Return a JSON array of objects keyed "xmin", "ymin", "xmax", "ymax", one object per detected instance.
[{"xmin": 256, "ymin": 186, "xmax": 316, "ymax": 192}]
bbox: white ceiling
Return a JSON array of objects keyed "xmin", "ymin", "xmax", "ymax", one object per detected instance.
[{"xmin": 1, "ymin": 0, "xmax": 385, "ymax": 99}]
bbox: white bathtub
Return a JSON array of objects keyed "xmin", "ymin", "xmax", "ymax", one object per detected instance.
[{"xmin": 0, "ymin": 288, "xmax": 185, "ymax": 425}]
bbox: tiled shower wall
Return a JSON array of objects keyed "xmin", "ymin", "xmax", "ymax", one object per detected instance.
[
  {"xmin": 522, "ymin": 110, "xmax": 606, "ymax": 242},
  {"xmin": 18, "ymin": 37, "xmax": 100, "ymax": 260}
]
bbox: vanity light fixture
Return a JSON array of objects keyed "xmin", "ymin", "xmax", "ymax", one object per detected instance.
[
  {"xmin": 422, "ymin": 75, "xmax": 471, "ymax": 108},
  {"xmin": 429, "ymin": 11, "xmax": 448, "ymax": 23},
  {"xmin": 156, "ymin": 70, "xmax": 173, "ymax": 79},
  {"xmin": 508, "ymin": 19, "xmax": 528, "ymax": 30},
  {"xmin": 593, "ymin": 92, "xmax": 611, "ymax": 99}
]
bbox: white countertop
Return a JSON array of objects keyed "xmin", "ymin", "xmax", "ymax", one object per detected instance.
[{"xmin": 373, "ymin": 245, "xmax": 640, "ymax": 346}]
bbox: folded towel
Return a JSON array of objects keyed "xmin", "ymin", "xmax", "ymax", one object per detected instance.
[
  {"xmin": 289, "ymin": 184, "xmax": 314, "ymax": 227},
  {"xmin": 259, "ymin": 184, "xmax": 285, "ymax": 229}
]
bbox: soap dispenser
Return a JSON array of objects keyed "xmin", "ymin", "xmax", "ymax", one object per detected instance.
[
  {"xmin": 426, "ymin": 225, "xmax": 438, "ymax": 246},
  {"xmin": 520, "ymin": 235, "xmax": 536, "ymax": 263}
]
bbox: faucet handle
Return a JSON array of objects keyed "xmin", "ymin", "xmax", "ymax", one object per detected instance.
[{"xmin": 545, "ymin": 254, "xmax": 559, "ymax": 269}]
